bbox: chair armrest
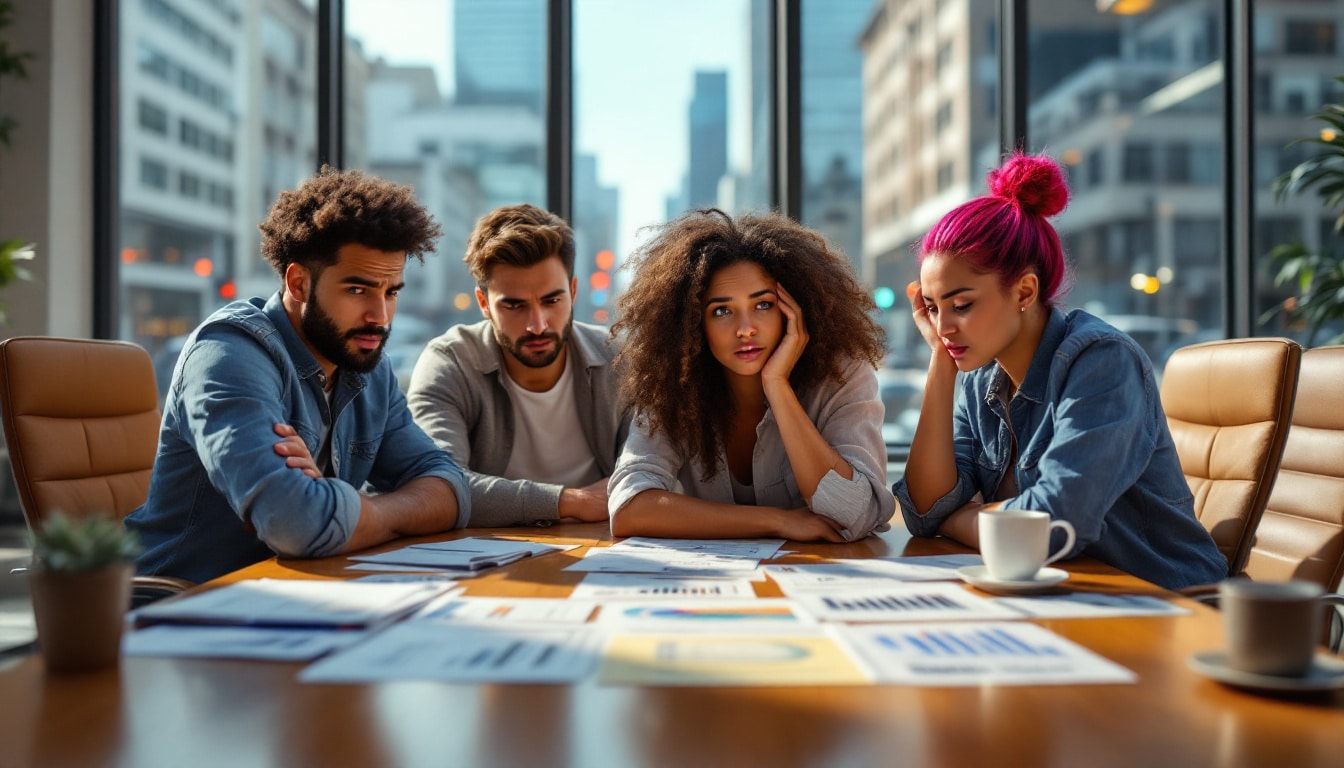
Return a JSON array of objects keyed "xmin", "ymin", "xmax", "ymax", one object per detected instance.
[
  {"xmin": 131, "ymin": 575, "xmax": 195, "ymax": 608},
  {"xmin": 1176, "ymin": 582, "xmax": 1220, "ymax": 606}
]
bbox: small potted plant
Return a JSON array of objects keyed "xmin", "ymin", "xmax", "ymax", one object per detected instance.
[{"xmin": 28, "ymin": 511, "xmax": 141, "ymax": 673}]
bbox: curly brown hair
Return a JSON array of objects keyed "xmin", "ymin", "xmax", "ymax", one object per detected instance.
[
  {"xmin": 464, "ymin": 204, "xmax": 576, "ymax": 288},
  {"xmin": 613, "ymin": 209, "xmax": 885, "ymax": 480},
  {"xmin": 258, "ymin": 165, "xmax": 442, "ymax": 277}
]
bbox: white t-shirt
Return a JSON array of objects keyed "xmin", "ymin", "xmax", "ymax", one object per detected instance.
[{"xmin": 501, "ymin": 356, "xmax": 602, "ymax": 487}]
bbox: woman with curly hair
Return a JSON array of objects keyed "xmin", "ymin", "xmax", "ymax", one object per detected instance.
[
  {"xmin": 899, "ymin": 153, "xmax": 1225, "ymax": 589},
  {"xmin": 607, "ymin": 209, "xmax": 895, "ymax": 542}
]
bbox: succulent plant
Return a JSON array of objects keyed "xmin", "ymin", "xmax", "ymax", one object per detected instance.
[{"xmin": 29, "ymin": 512, "xmax": 141, "ymax": 573}]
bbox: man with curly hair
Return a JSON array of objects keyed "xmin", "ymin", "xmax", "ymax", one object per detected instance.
[
  {"xmin": 126, "ymin": 167, "xmax": 470, "ymax": 583},
  {"xmin": 407, "ymin": 204, "xmax": 630, "ymax": 526}
]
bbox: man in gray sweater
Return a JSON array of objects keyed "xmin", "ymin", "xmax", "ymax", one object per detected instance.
[{"xmin": 407, "ymin": 204, "xmax": 630, "ymax": 526}]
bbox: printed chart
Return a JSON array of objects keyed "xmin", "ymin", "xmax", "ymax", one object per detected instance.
[
  {"xmin": 835, "ymin": 621, "xmax": 1136, "ymax": 686},
  {"xmin": 789, "ymin": 583, "xmax": 1019, "ymax": 623}
]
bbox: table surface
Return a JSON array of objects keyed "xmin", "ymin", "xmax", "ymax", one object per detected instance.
[{"xmin": 2, "ymin": 523, "xmax": 1341, "ymax": 768}]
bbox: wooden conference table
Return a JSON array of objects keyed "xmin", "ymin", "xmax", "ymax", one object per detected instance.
[{"xmin": 1, "ymin": 523, "xmax": 1341, "ymax": 768}]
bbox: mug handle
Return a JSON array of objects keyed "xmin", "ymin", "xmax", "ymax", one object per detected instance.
[{"xmin": 1042, "ymin": 519, "xmax": 1077, "ymax": 568}]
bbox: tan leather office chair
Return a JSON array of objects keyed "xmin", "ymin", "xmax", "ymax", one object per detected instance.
[
  {"xmin": 1160, "ymin": 337, "xmax": 1301, "ymax": 578},
  {"xmin": 0, "ymin": 336, "xmax": 191, "ymax": 598},
  {"xmin": 1242, "ymin": 345, "xmax": 1344, "ymax": 590}
]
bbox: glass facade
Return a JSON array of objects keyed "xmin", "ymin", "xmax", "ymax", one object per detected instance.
[{"xmin": 105, "ymin": 0, "xmax": 1344, "ymax": 430}]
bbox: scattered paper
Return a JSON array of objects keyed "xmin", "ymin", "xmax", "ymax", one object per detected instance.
[
  {"xmin": 299, "ymin": 622, "xmax": 602, "ymax": 684},
  {"xmin": 415, "ymin": 596, "xmax": 598, "ymax": 625},
  {"xmin": 595, "ymin": 599, "xmax": 813, "ymax": 633},
  {"xmin": 993, "ymin": 592, "xmax": 1191, "ymax": 619},
  {"xmin": 570, "ymin": 573, "xmax": 758, "ymax": 600},
  {"xmin": 765, "ymin": 558, "xmax": 972, "ymax": 594},
  {"xmin": 833, "ymin": 621, "xmax": 1136, "ymax": 686},
  {"xmin": 612, "ymin": 537, "xmax": 786, "ymax": 561},
  {"xmin": 599, "ymin": 631, "xmax": 869, "ymax": 686},
  {"xmin": 788, "ymin": 583, "xmax": 1020, "ymax": 623},
  {"xmin": 351, "ymin": 574, "xmax": 462, "ymax": 585},
  {"xmin": 349, "ymin": 538, "xmax": 575, "ymax": 571},
  {"xmin": 123, "ymin": 625, "xmax": 363, "ymax": 661},
  {"xmin": 130, "ymin": 579, "xmax": 449, "ymax": 630}
]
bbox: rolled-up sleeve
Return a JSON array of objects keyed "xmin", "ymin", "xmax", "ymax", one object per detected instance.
[
  {"xmin": 607, "ymin": 417, "xmax": 685, "ymax": 526},
  {"xmin": 407, "ymin": 341, "xmax": 561, "ymax": 526},
  {"xmin": 368, "ymin": 371, "xmax": 471, "ymax": 531},
  {"xmin": 895, "ymin": 379, "xmax": 982, "ymax": 538},
  {"xmin": 810, "ymin": 362, "xmax": 896, "ymax": 539},
  {"xmin": 181, "ymin": 328, "xmax": 363, "ymax": 558}
]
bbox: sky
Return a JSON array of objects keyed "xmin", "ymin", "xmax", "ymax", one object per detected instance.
[{"xmin": 342, "ymin": 0, "xmax": 752, "ymax": 258}]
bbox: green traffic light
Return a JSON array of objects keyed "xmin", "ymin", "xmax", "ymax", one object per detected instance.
[{"xmin": 874, "ymin": 287, "xmax": 896, "ymax": 310}]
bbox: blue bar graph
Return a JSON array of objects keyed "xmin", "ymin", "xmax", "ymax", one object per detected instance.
[{"xmin": 876, "ymin": 627, "xmax": 1064, "ymax": 657}]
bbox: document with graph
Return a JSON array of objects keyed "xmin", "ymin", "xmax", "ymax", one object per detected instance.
[
  {"xmin": 595, "ymin": 599, "xmax": 813, "ymax": 633},
  {"xmin": 571, "ymin": 573, "xmax": 758, "ymax": 600},
  {"xmin": 599, "ymin": 630, "xmax": 869, "ymax": 686},
  {"xmin": 299, "ymin": 622, "xmax": 603, "ymax": 684},
  {"xmin": 787, "ymin": 583, "xmax": 1020, "ymax": 623},
  {"xmin": 832, "ymin": 621, "xmax": 1136, "ymax": 686}
]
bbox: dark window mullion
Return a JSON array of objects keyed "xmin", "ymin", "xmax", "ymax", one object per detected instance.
[
  {"xmin": 776, "ymin": 0, "xmax": 801, "ymax": 218},
  {"xmin": 316, "ymin": 0, "xmax": 344, "ymax": 170},
  {"xmin": 999, "ymin": 0, "xmax": 1028, "ymax": 154},
  {"xmin": 94, "ymin": 0, "xmax": 120, "ymax": 339},
  {"xmin": 1224, "ymin": 0, "xmax": 1253, "ymax": 338},
  {"xmin": 548, "ymin": 0, "xmax": 573, "ymax": 220}
]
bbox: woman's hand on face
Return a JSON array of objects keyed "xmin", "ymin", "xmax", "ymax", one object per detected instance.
[
  {"xmin": 774, "ymin": 507, "xmax": 847, "ymax": 543},
  {"xmin": 761, "ymin": 283, "xmax": 809, "ymax": 387},
  {"xmin": 907, "ymin": 281, "xmax": 940, "ymax": 351}
]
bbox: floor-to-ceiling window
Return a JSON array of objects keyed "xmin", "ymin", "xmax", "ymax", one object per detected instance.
[
  {"xmin": 573, "ymin": 0, "xmax": 767, "ymax": 326},
  {"xmin": 847, "ymin": 0, "xmax": 1000, "ymax": 449},
  {"xmin": 100, "ymin": 0, "xmax": 1344, "ymax": 450},
  {"xmin": 1251, "ymin": 1, "xmax": 1344, "ymax": 345},
  {"xmin": 1027, "ymin": 0, "xmax": 1226, "ymax": 365},
  {"xmin": 342, "ymin": 0, "xmax": 547, "ymax": 388},
  {"xmin": 117, "ymin": 0, "xmax": 317, "ymax": 396}
]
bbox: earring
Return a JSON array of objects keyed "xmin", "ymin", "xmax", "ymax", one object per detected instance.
[{"xmin": 1019, "ymin": 306, "xmax": 1025, "ymax": 313}]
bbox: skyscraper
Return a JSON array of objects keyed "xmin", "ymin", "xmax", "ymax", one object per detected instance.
[
  {"xmin": 454, "ymin": 0, "xmax": 545, "ymax": 113},
  {"xmin": 687, "ymin": 71, "xmax": 729, "ymax": 210},
  {"xmin": 801, "ymin": 0, "xmax": 870, "ymax": 276}
]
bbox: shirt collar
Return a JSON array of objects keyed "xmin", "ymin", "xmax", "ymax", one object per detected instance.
[
  {"xmin": 262, "ymin": 291, "xmax": 366, "ymax": 390},
  {"xmin": 1014, "ymin": 306, "xmax": 1069, "ymax": 404}
]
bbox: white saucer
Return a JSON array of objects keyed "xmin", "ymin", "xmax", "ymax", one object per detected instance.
[
  {"xmin": 1187, "ymin": 651, "xmax": 1344, "ymax": 693},
  {"xmin": 956, "ymin": 565, "xmax": 1069, "ymax": 594}
]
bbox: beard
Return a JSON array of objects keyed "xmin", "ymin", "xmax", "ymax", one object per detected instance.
[
  {"xmin": 495, "ymin": 315, "xmax": 573, "ymax": 369},
  {"xmin": 300, "ymin": 291, "xmax": 388, "ymax": 374}
]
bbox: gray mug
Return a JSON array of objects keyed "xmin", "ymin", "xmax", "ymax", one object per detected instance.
[{"xmin": 1220, "ymin": 578, "xmax": 1344, "ymax": 677}]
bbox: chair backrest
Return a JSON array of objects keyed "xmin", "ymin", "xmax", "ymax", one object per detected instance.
[
  {"xmin": 1243, "ymin": 346, "xmax": 1344, "ymax": 590},
  {"xmin": 1160, "ymin": 337, "xmax": 1301, "ymax": 576},
  {"xmin": 0, "ymin": 336, "xmax": 162, "ymax": 530}
]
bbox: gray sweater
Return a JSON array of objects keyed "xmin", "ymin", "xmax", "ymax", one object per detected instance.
[{"xmin": 407, "ymin": 320, "xmax": 630, "ymax": 527}]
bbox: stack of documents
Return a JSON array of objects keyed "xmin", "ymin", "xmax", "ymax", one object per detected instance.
[
  {"xmin": 131, "ymin": 579, "xmax": 450, "ymax": 630},
  {"xmin": 348, "ymin": 537, "xmax": 575, "ymax": 572},
  {"xmin": 124, "ymin": 579, "xmax": 454, "ymax": 662}
]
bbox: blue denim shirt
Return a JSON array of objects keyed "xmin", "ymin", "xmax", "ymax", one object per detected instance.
[
  {"xmin": 895, "ymin": 308, "xmax": 1227, "ymax": 590},
  {"xmin": 126, "ymin": 293, "xmax": 470, "ymax": 583}
]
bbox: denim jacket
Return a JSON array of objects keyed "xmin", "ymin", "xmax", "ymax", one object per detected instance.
[
  {"xmin": 126, "ymin": 293, "xmax": 470, "ymax": 583},
  {"xmin": 895, "ymin": 308, "xmax": 1227, "ymax": 590}
]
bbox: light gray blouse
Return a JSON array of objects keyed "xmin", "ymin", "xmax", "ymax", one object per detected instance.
[{"xmin": 608, "ymin": 360, "xmax": 895, "ymax": 540}]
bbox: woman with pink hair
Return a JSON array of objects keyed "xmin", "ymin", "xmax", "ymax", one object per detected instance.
[{"xmin": 897, "ymin": 153, "xmax": 1225, "ymax": 590}]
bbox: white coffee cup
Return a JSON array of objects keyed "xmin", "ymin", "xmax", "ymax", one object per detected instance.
[
  {"xmin": 1219, "ymin": 579, "xmax": 1344, "ymax": 677},
  {"xmin": 978, "ymin": 510, "xmax": 1076, "ymax": 582}
]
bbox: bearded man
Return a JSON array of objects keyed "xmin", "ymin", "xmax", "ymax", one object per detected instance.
[
  {"xmin": 407, "ymin": 204, "xmax": 630, "ymax": 527},
  {"xmin": 127, "ymin": 167, "xmax": 469, "ymax": 583}
]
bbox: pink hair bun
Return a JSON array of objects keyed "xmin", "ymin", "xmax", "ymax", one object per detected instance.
[{"xmin": 987, "ymin": 153, "xmax": 1069, "ymax": 217}]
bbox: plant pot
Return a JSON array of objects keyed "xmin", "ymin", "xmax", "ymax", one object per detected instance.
[{"xmin": 29, "ymin": 563, "xmax": 133, "ymax": 674}]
